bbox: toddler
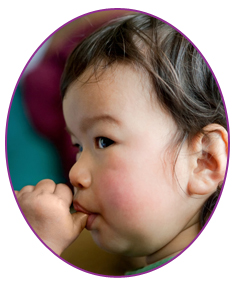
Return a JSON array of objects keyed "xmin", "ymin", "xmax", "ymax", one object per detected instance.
[{"xmin": 15, "ymin": 13, "xmax": 228, "ymax": 275}]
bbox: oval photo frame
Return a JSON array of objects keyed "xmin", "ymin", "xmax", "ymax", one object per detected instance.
[{"xmin": 5, "ymin": 8, "xmax": 230, "ymax": 278}]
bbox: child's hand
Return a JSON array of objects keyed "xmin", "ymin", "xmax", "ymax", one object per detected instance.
[{"xmin": 15, "ymin": 179, "xmax": 88, "ymax": 255}]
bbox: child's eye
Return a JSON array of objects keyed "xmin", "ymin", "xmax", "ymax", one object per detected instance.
[
  {"xmin": 96, "ymin": 137, "xmax": 114, "ymax": 149},
  {"xmin": 72, "ymin": 143, "xmax": 83, "ymax": 153}
]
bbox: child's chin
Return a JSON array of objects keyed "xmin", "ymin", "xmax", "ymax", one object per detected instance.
[
  {"xmin": 91, "ymin": 230, "xmax": 130, "ymax": 255},
  {"xmin": 91, "ymin": 230, "xmax": 147, "ymax": 257}
]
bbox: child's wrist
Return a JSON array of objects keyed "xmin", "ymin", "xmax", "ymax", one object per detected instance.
[{"xmin": 43, "ymin": 240, "xmax": 64, "ymax": 256}]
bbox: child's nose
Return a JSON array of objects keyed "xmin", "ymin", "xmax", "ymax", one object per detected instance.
[{"xmin": 69, "ymin": 155, "xmax": 92, "ymax": 189}]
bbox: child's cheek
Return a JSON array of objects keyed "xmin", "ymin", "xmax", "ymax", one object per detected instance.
[{"xmin": 96, "ymin": 166, "xmax": 145, "ymax": 220}]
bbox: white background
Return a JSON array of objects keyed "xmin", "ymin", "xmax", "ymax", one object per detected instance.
[{"xmin": 1, "ymin": 1, "xmax": 233, "ymax": 287}]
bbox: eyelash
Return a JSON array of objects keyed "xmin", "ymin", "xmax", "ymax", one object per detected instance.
[
  {"xmin": 96, "ymin": 137, "xmax": 114, "ymax": 149},
  {"xmin": 72, "ymin": 137, "xmax": 114, "ymax": 152}
]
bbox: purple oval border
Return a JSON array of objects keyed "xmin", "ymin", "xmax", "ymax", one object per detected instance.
[{"xmin": 5, "ymin": 7, "xmax": 230, "ymax": 278}]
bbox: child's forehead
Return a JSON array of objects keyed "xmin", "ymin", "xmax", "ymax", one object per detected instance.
[
  {"xmin": 68, "ymin": 63, "xmax": 154, "ymax": 98},
  {"xmin": 64, "ymin": 66, "xmax": 169, "ymax": 134}
]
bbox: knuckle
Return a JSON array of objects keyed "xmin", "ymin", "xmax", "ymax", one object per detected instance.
[
  {"xmin": 36, "ymin": 179, "xmax": 56, "ymax": 192},
  {"xmin": 20, "ymin": 185, "xmax": 34, "ymax": 193},
  {"xmin": 56, "ymin": 183, "xmax": 66, "ymax": 189},
  {"xmin": 39, "ymin": 179, "xmax": 55, "ymax": 186},
  {"xmin": 57, "ymin": 183, "xmax": 70, "ymax": 193}
]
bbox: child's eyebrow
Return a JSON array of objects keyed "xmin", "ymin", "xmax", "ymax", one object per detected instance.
[
  {"xmin": 65, "ymin": 115, "xmax": 120, "ymax": 135},
  {"xmin": 80, "ymin": 115, "xmax": 120, "ymax": 132}
]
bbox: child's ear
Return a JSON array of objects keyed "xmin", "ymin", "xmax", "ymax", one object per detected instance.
[{"xmin": 188, "ymin": 124, "xmax": 228, "ymax": 196}]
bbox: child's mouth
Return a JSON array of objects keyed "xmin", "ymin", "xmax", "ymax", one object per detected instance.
[
  {"xmin": 73, "ymin": 201, "xmax": 92, "ymax": 215},
  {"xmin": 73, "ymin": 201, "xmax": 98, "ymax": 230}
]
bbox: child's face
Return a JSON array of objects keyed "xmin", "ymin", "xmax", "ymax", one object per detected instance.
[{"xmin": 63, "ymin": 64, "xmax": 196, "ymax": 257}]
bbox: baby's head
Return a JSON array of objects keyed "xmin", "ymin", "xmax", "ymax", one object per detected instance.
[{"xmin": 61, "ymin": 14, "xmax": 228, "ymax": 258}]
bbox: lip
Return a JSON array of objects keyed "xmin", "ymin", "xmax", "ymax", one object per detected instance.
[{"xmin": 73, "ymin": 201, "xmax": 92, "ymax": 215}]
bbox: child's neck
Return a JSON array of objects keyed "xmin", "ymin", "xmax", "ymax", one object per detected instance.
[{"xmin": 146, "ymin": 214, "xmax": 201, "ymax": 265}]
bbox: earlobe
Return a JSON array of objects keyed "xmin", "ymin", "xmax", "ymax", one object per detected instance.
[{"xmin": 188, "ymin": 124, "xmax": 228, "ymax": 196}]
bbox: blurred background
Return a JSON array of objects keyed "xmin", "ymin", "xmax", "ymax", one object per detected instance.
[{"xmin": 6, "ymin": 9, "xmax": 144, "ymax": 276}]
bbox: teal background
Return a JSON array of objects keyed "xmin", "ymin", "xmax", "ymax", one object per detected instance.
[{"xmin": 6, "ymin": 84, "xmax": 65, "ymax": 191}]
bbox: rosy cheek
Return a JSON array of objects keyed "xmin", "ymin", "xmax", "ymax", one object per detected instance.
[{"xmin": 96, "ymin": 166, "xmax": 143, "ymax": 219}]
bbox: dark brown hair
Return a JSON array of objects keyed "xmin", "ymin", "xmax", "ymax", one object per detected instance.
[{"xmin": 61, "ymin": 13, "xmax": 227, "ymax": 228}]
